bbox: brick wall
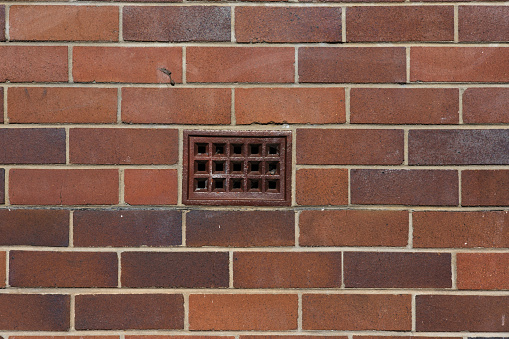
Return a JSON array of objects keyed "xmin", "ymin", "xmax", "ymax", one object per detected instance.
[{"xmin": 0, "ymin": 0, "xmax": 508, "ymax": 337}]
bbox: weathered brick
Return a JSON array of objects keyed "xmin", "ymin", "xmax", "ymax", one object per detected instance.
[
  {"xmin": 235, "ymin": 88, "xmax": 345, "ymax": 124},
  {"xmin": 233, "ymin": 252, "xmax": 342, "ymax": 288},
  {"xmin": 350, "ymin": 88, "xmax": 459, "ymax": 124},
  {"xmin": 186, "ymin": 210, "xmax": 294, "ymax": 247},
  {"xmin": 0, "ymin": 169, "xmax": 3, "ymax": 204},
  {"xmin": 13, "ymin": 337, "xmax": 119, "ymax": 339},
  {"xmin": 124, "ymin": 169, "xmax": 178, "ymax": 205},
  {"xmin": 70, "ymin": 128, "xmax": 179, "ymax": 165},
  {"xmin": 299, "ymin": 47, "xmax": 406, "ymax": 83},
  {"xmin": 463, "ymin": 88, "xmax": 509, "ymax": 124},
  {"xmin": 459, "ymin": 6, "xmax": 509, "ymax": 42},
  {"xmin": 303, "ymin": 294, "xmax": 411, "ymax": 330},
  {"xmin": 296, "ymin": 169, "xmax": 348, "ymax": 206},
  {"xmin": 123, "ymin": 6, "xmax": 230, "ymax": 42},
  {"xmin": 0, "ymin": 128, "xmax": 65, "ymax": 164},
  {"xmin": 75, "ymin": 294, "xmax": 184, "ymax": 330},
  {"xmin": 457, "ymin": 253, "xmax": 509, "ymax": 290},
  {"xmin": 9, "ymin": 251, "xmax": 118, "ymax": 288},
  {"xmin": 242, "ymin": 337, "xmax": 346, "ymax": 339},
  {"xmin": 0, "ymin": 6, "xmax": 4, "ymax": 41},
  {"xmin": 189, "ymin": 294, "xmax": 298, "ymax": 330},
  {"xmin": 186, "ymin": 47, "xmax": 294, "ymax": 83},
  {"xmin": 297, "ymin": 129, "xmax": 404, "ymax": 165},
  {"xmin": 0, "ymin": 251, "xmax": 5, "ymax": 288},
  {"xmin": 122, "ymin": 88, "xmax": 231, "ymax": 124},
  {"xmin": 0, "ymin": 88, "xmax": 3, "ymax": 123},
  {"xmin": 8, "ymin": 87, "xmax": 117, "ymax": 124},
  {"xmin": 235, "ymin": 7, "xmax": 341, "ymax": 43},
  {"xmin": 73, "ymin": 47, "xmax": 182, "ymax": 83},
  {"xmin": 74, "ymin": 210, "xmax": 181, "ymax": 247},
  {"xmin": 9, "ymin": 169, "xmax": 119, "ymax": 205},
  {"xmin": 10, "ymin": 5, "xmax": 118, "ymax": 41},
  {"xmin": 351, "ymin": 169, "xmax": 459, "ymax": 206},
  {"xmin": 462, "ymin": 170, "xmax": 509, "ymax": 206}
]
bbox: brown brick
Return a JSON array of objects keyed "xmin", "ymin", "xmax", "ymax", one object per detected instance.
[
  {"xmin": 234, "ymin": 252, "xmax": 342, "ymax": 288},
  {"xmin": 73, "ymin": 47, "xmax": 182, "ymax": 83},
  {"xmin": 0, "ymin": 128, "xmax": 65, "ymax": 164},
  {"xmin": 122, "ymin": 252, "xmax": 228, "ymax": 288},
  {"xmin": 296, "ymin": 169, "xmax": 348, "ymax": 206},
  {"xmin": 457, "ymin": 253, "xmax": 509, "ymax": 290},
  {"xmin": 9, "ymin": 169, "xmax": 119, "ymax": 205},
  {"xmin": 0, "ymin": 6, "xmax": 4, "ymax": 41},
  {"xmin": 10, "ymin": 5, "xmax": 118, "ymax": 41},
  {"xmin": 299, "ymin": 47, "xmax": 406, "ymax": 83},
  {"xmin": 0, "ymin": 169, "xmax": 3, "ymax": 204},
  {"xmin": 0, "ymin": 251, "xmax": 5, "ymax": 288},
  {"xmin": 122, "ymin": 88, "xmax": 231, "ymax": 124},
  {"xmin": 355, "ymin": 337, "xmax": 460, "ymax": 339},
  {"xmin": 74, "ymin": 210, "xmax": 181, "ymax": 247},
  {"xmin": 344, "ymin": 252, "xmax": 451, "ymax": 288},
  {"xmin": 242, "ymin": 337, "xmax": 347, "ymax": 339},
  {"xmin": 303, "ymin": 294, "xmax": 411, "ymax": 330},
  {"xmin": 123, "ymin": 6, "xmax": 230, "ymax": 42},
  {"xmin": 124, "ymin": 169, "xmax": 178, "ymax": 205},
  {"xmin": 463, "ymin": 88, "xmax": 509, "ymax": 124},
  {"xmin": 0, "ymin": 88, "xmax": 3, "ymax": 123},
  {"xmin": 347, "ymin": 6, "xmax": 453, "ymax": 42},
  {"xmin": 459, "ymin": 6, "xmax": 509, "ymax": 42},
  {"xmin": 236, "ymin": 88, "xmax": 345, "ymax": 124},
  {"xmin": 8, "ymin": 87, "xmax": 117, "ymax": 124},
  {"xmin": 462, "ymin": 170, "xmax": 509, "ymax": 206},
  {"xmin": 411, "ymin": 47, "xmax": 509, "ymax": 82},
  {"xmin": 297, "ymin": 129, "xmax": 403, "ymax": 165},
  {"xmin": 75, "ymin": 294, "xmax": 184, "ymax": 330},
  {"xmin": 9, "ymin": 251, "xmax": 118, "ymax": 288},
  {"xmin": 351, "ymin": 169, "xmax": 459, "ymax": 206},
  {"xmin": 409, "ymin": 129, "xmax": 509, "ymax": 165},
  {"xmin": 416, "ymin": 295, "xmax": 509, "ymax": 332},
  {"xmin": 128, "ymin": 337, "xmax": 232, "ymax": 339},
  {"xmin": 187, "ymin": 47, "xmax": 294, "ymax": 83},
  {"xmin": 0, "ymin": 209, "xmax": 69, "ymax": 246},
  {"xmin": 350, "ymin": 88, "xmax": 459, "ymax": 124},
  {"xmin": 413, "ymin": 211, "xmax": 509, "ymax": 248},
  {"xmin": 300, "ymin": 210, "xmax": 408, "ymax": 247},
  {"xmin": 0, "ymin": 294, "xmax": 70, "ymax": 330},
  {"xmin": 0, "ymin": 46, "xmax": 67, "ymax": 82},
  {"xmin": 235, "ymin": 7, "xmax": 341, "ymax": 43},
  {"xmin": 189, "ymin": 294, "xmax": 298, "ymax": 330},
  {"xmin": 186, "ymin": 210, "xmax": 294, "ymax": 247},
  {"xmin": 13, "ymin": 337, "xmax": 119, "ymax": 339},
  {"xmin": 70, "ymin": 128, "xmax": 179, "ymax": 165}
]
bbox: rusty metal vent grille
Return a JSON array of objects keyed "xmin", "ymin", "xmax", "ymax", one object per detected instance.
[{"xmin": 183, "ymin": 130, "xmax": 292, "ymax": 206}]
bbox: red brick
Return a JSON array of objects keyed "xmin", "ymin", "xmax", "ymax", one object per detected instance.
[
  {"xmin": 124, "ymin": 169, "xmax": 178, "ymax": 205},
  {"xmin": 299, "ymin": 47, "xmax": 406, "ymax": 83},
  {"xmin": 0, "ymin": 169, "xmax": 3, "ymax": 204},
  {"xmin": 297, "ymin": 129, "xmax": 404, "ymax": 165},
  {"xmin": 9, "ymin": 169, "xmax": 119, "ymax": 205},
  {"xmin": 303, "ymin": 294, "xmax": 411, "ymax": 330},
  {"xmin": 344, "ymin": 252, "xmax": 451, "ymax": 288},
  {"xmin": 13, "ymin": 337, "xmax": 119, "ymax": 339},
  {"xmin": 0, "ymin": 251, "xmax": 5, "ymax": 288},
  {"xmin": 302, "ymin": 0, "xmax": 403, "ymax": 3},
  {"xmin": 74, "ymin": 210, "xmax": 181, "ymax": 247},
  {"xmin": 233, "ymin": 252, "xmax": 342, "ymax": 288},
  {"xmin": 300, "ymin": 210, "xmax": 409, "ymax": 247},
  {"xmin": 186, "ymin": 210, "xmax": 294, "ymax": 247},
  {"xmin": 463, "ymin": 88, "xmax": 509, "ymax": 124},
  {"xmin": 457, "ymin": 253, "xmax": 509, "ymax": 290},
  {"xmin": 122, "ymin": 252, "xmax": 228, "ymax": 288},
  {"xmin": 351, "ymin": 169, "xmax": 459, "ymax": 206},
  {"xmin": 89, "ymin": 0, "xmax": 181, "ymax": 2},
  {"xmin": 123, "ymin": 6, "xmax": 230, "ymax": 42},
  {"xmin": 122, "ymin": 88, "xmax": 231, "ymax": 124},
  {"xmin": 0, "ymin": 294, "xmax": 70, "ymax": 330},
  {"xmin": 236, "ymin": 88, "xmax": 345, "ymax": 124},
  {"xmin": 463, "ymin": 170, "xmax": 509, "ymax": 206},
  {"xmin": 73, "ymin": 47, "xmax": 182, "ymax": 83},
  {"xmin": 413, "ymin": 211, "xmax": 509, "ymax": 248},
  {"xmin": 0, "ymin": 88, "xmax": 3, "ymax": 123},
  {"xmin": 0, "ymin": 46, "xmax": 67, "ymax": 82},
  {"xmin": 75, "ymin": 294, "xmax": 184, "ymax": 330},
  {"xmin": 242, "ymin": 337, "xmax": 346, "ymax": 339},
  {"xmin": 416, "ymin": 295, "xmax": 509, "ymax": 332},
  {"xmin": 0, "ymin": 209, "xmax": 69, "ymax": 246},
  {"xmin": 70, "ymin": 128, "xmax": 179, "ymax": 165},
  {"xmin": 296, "ymin": 169, "xmax": 348, "ymax": 206},
  {"xmin": 9, "ymin": 251, "xmax": 117, "ymax": 288},
  {"xmin": 8, "ymin": 87, "xmax": 117, "ymax": 124},
  {"xmin": 350, "ymin": 88, "xmax": 459, "ymax": 124},
  {"xmin": 411, "ymin": 47, "xmax": 509, "ymax": 82},
  {"xmin": 459, "ymin": 6, "xmax": 509, "ymax": 42},
  {"xmin": 10, "ymin": 5, "xmax": 118, "ymax": 41},
  {"xmin": 347, "ymin": 6, "xmax": 453, "ymax": 42},
  {"xmin": 187, "ymin": 47, "xmax": 294, "ymax": 83},
  {"xmin": 0, "ymin": 6, "xmax": 4, "ymax": 41},
  {"xmin": 128, "ymin": 337, "xmax": 232, "ymax": 339},
  {"xmin": 189, "ymin": 294, "xmax": 298, "ymax": 330},
  {"xmin": 235, "ymin": 7, "xmax": 341, "ymax": 43},
  {"xmin": 0, "ymin": 128, "xmax": 65, "ymax": 164}
]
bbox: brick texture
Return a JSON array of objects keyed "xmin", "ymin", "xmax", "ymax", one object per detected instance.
[
  {"xmin": 463, "ymin": 88, "xmax": 509, "ymax": 124},
  {"xmin": 459, "ymin": 6, "xmax": 509, "ymax": 42},
  {"xmin": 462, "ymin": 170, "xmax": 509, "ymax": 206},
  {"xmin": 0, "ymin": 169, "xmax": 3, "ymax": 204},
  {"xmin": 124, "ymin": 169, "xmax": 178, "ymax": 205},
  {"xmin": 0, "ymin": 128, "xmax": 66, "ymax": 164},
  {"xmin": 0, "ymin": 6, "xmax": 4, "ymax": 41},
  {"xmin": 457, "ymin": 253, "xmax": 509, "ymax": 290},
  {"xmin": 296, "ymin": 169, "xmax": 348, "ymax": 206}
]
